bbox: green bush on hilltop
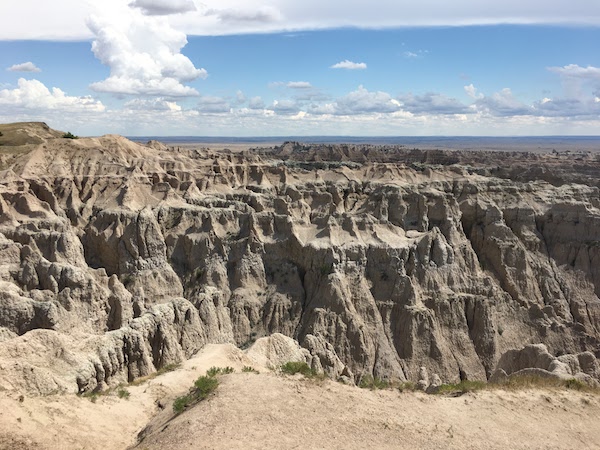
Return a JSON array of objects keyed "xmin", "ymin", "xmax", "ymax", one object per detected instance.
[
  {"xmin": 172, "ymin": 366, "xmax": 235, "ymax": 415},
  {"xmin": 62, "ymin": 131, "xmax": 78, "ymax": 139}
]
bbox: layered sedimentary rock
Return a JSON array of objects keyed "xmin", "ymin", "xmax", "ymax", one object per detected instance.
[{"xmin": 1, "ymin": 123, "xmax": 599, "ymax": 393}]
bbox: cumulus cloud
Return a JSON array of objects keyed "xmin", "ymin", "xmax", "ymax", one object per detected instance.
[
  {"xmin": 248, "ymin": 96, "xmax": 266, "ymax": 109},
  {"xmin": 286, "ymin": 81, "xmax": 313, "ymax": 89},
  {"xmin": 235, "ymin": 90, "xmax": 246, "ymax": 103},
  {"xmin": 547, "ymin": 64, "xmax": 600, "ymax": 100},
  {"xmin": 0, "ymin": 78, "xmax": 104, "ymax": 112},
  {"xmin": 328, "ymin": 85, "xmax": 401, "ymax": 115},
  {"xmin": 130, "ymin": 0, "xmax": 196, "ymax": 16},
  {"xmin": 398, "ymin": 93, "xmax": 470, "ymax": 115},
  {"xmin": 269, "ymin": 99, "xmax": 300, "ymax": 115},
  {"xmin": 547, "ymin": 64, "xmax": 600, "ymax": 79},
  {"xmin": 197, "ymin": 95, "xmax": 231, "ymax": 113},
  {"xmin": 7, "ymin": 62, "xmax": 41, "ymax": 73},
  {"xmin": 330, "ymin": 60, "xmax": 367, "ymax": 70},
  {"xmin": 124, "ymin": 97, "xmax": 182, "ymax": 111},
  {"xmin": 87, "ymin": 6, "xmax": 206, "ymax": 97},
  {"xmin": 464, "ymin": 84, "xmax": 483, "ymax": 99},
  {"xmin": 475, "ymin": 88, "xmax": 533, "ymax": 116}
]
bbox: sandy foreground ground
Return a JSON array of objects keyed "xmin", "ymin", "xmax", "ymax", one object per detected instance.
[{"xmin": 0, "ymin": 344, "xmax": 599, "ymax": 450}]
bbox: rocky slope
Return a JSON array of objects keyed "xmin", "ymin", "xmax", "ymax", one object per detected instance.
[{"xmin": 1, "ymin": 122, "xmax": 599, "ymax": 394}]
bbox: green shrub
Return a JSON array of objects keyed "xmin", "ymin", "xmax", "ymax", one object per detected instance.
[
  {"xmin": 173, "ymin": 375, "xmax": 219, "ymax": 414},
  {"xmin": 242, "ymin": 366, "xmax": 259, "ymax": 374},
  {"xmin": 62, "ymin": 131, "xmax": 78, "ymax": 139},
  {"xmin": 206, "ymin": 366, "xmax": 234, "ymax": 377},
  {"xmin": 194, "ymin": 375, "xmax": 219, "ymax": 397},
  {"xmin": 173, "ymin": 394, "xmax": 193, "ymax": 414},
  {"xmin": 117, "ymin": 388, "xmax": 130, "ymax": 400},
  {"xmin": 281, "ymin": 361, "xmax": 316, "ymax": 377}
]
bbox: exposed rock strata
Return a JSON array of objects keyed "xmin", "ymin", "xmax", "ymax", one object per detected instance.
[{"xmin": 1, "ymin": 122, "xmax": 600, "ymax": 393}]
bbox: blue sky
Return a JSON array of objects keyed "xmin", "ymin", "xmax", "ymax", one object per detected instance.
[{"xmin": 1, "ymin": 0, "xmax": 600, "ymax": 136}]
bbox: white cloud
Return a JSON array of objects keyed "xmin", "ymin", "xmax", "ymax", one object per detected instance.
[
  {"xmin": 547, "ymin": 64, "xmax": 600, "ymax": 101},
  {"xmin": 5, "ymin": 1, "xmax": 600, "ymax": 40},
  {"xmin": 7, "ymin": 62, "xmax": 41, "ymax": 73},
  {"xmin": 0, "ymin": 78, "xmax": 105, "ymax": 112},
  {"xmin": 130, "ymin": 0, "xmax": 197, "ymax": 16},
  {"xmin": 124, "ymin": 98, "xmax": 182, "ymax": 111},
  {"xmin": 547, "ymin": 64, "xmax": 600, "ymax": 79},
  {"xmin": 398, "ymin": 92, "xmax": 470, "ymax": 115},
  {"xmin": 197, "ymin": 95, "xmax": 231, "ymax": 113},
  {"xmin": 475, "ymin": 88, "xmax": 533, "ymax": 116},
  {"xmin": 236, "ymin": 90, "xmax": 246, "ymax": 103},
  {"xmin": 203, "ymin": 6, "xmax": 282, "ymax": 23},
  {"xmin": 248, "ymin": 96, "xmax": 266, "ymax": 109},
  {"xmin": 464, "ymin": 84, "xmax": 483, "ymax": 99},
  {"xmin": 330, "ymin": 60, "xmax": 367, "ymax": 70},
  {"xmin": 269, "ymin": 99, "xmax": 300, "ymax": 115},
  {"xmin": 286, "ymin": 81, "xmax": 313, "ymax": 89},
  {"xmin": 328, "ymin": 85, "xmax": 401, "ymax": 115},
  {"xmin": 87, "ymin": 5, "xmax": 206, "ymax": 97}
]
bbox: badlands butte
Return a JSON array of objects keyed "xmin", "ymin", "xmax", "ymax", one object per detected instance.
[{"xmin": 1, "ymin": 122, "xmax": 600, "ymax": 449}]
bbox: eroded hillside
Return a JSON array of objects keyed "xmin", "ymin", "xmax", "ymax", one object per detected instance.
[{"xmin": 1, "ymin": 122, "xmax": 599, "ymax": 394}]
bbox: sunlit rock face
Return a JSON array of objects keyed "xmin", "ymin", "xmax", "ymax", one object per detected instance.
[{"xmin": 1, "ymin": 123, "xmax": 599, "ymax": 393}]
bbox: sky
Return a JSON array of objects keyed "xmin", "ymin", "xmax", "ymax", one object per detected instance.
[{"xmin": 0, "ymin": 0, "xmax": 600, "ymax": 136}]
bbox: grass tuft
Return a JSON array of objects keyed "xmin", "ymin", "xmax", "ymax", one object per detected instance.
[
  {"xmin": 242, "ymin": 366, "xmax": 260, "ymax": 374},
  {"xmin": 498, "ymin": 375, "xmax": 592, "ymax": 392},
  {"xmin": 206, "ymin": 366, "xmax": 235, "ymax": 377},
  {"xmin": 117, "ymin": 388, "xmax": 130, "ymax": 400},
  {"xmin": 281, "ymin": 361, "xmax": 317, "ymax": 377},
  {"xmin": 172, "ymin": 367, "xmax": 238, "ymax": 415},
  {"xmin": 173, "ymin": 375, "xmax": 219, "ymax": 414},
  {"xmin": 359, "ymin": 375, "xmax": 391, "ymax": 390}
]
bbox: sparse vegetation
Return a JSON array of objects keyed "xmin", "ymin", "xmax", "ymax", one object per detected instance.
[
  {"xmin": 62, "ymin": 131, "xmax": 78, "ymax": 139},
  {"xmin": 497, "ymin": 375, "xmax": 592, "ymax": 392},
  {"xmin": 397, "ymin": 381, "xmax": 418, "ymax": 392},
  {"xmin": 281, "ymin": 361, "xmax": 319, "ymax": 377},
  {"xmin": 242, "ymin": 366, "xmax": 260, "ymax": 374},
  {"xmin": 206, "ymin": 366, "xmax": 234, "ymax": 377},
  {"xmin": 81, "ymin": 391, "xmax": 100, "ymax": 403},
  {"xmin": 117, "ymin": 388, "xmax": 130, "ymax": 399},
  {"xmin": 359, "ymin": 375, "xmax": 391, "ymax": 390},
  {"xmin": 173, "ymin": 368, "xmax": 225, "ymax": 414},
  {"xmin": 172, "ymin": 378, "xmax": 217, "ymax": 415}
]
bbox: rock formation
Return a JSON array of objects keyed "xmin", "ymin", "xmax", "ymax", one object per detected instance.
[{"xmin": 1, "ymin": 122, "xmax": 600, "ymax": 394}]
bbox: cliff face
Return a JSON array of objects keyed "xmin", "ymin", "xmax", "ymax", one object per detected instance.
[{"xmin": 1, "ymin": 123, "xmax": 599, "ymax": 393}]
